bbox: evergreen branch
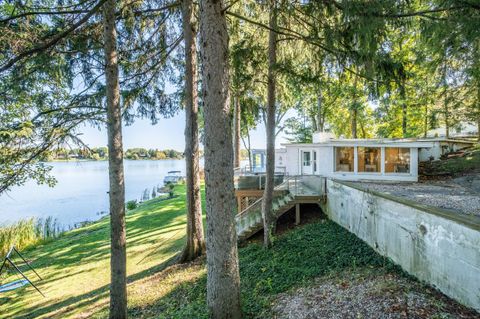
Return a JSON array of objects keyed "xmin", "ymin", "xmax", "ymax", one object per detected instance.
[
  {"xmin": 0, "ymin": 0, "xmax": 179, "ymax": 24},
  {"xmin": 0, "ymin": 0, "xmax": 108, "ymax": 74},
  {"xmin": 0, "ymin": 9, "xmax": 89, "ymax": 23}
]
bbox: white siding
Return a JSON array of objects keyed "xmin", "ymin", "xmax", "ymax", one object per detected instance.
[{"xmin": 284, "ymin": 145, "xmax": 419, "ymax": 182}]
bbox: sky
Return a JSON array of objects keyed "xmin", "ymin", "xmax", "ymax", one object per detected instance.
[{"xmin": 79, "ymin": 109, "xmax": 295, "ymax": 151}]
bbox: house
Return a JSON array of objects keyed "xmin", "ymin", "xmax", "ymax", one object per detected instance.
[{"xmin": 276, "ymin": 132, "xmax": 475, "ymax": 182}]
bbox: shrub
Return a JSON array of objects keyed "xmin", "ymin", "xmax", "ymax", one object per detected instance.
[
  {"xmin": 126, "ymin": 200, "xmax": 138, "ymax": 210},
  {"xmin": 168, "ymin": 183, "xmax": 175, "ymax": 198}
]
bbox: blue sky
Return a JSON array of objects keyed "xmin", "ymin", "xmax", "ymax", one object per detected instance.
[{"xmin": 79, "ymin": 110, "xmax": 293, "ymax": 151}]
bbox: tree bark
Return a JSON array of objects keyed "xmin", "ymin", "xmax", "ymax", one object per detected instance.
[
  {"xmin": 423, "ymin": 104, "xmax": 428, "ymax": 138},
  {"xmin": 199, "ymin": 0, "xmax": 242, "ymax": 317},
  {"xmin": 444, "ymin": 88, "xmax": 450, "ymax": 138},
  {"xmin": 477, "ymin": 87, "xmax": 480, "ymax": 142},
  {"xmin": 399, "ymin": 79, "xmax": 407, "ymax": 137},
  {"xmin": 316, "ymin": 91, "xmax": 324, "ymax": 132},
  {"xmin": 241, "ymin": 131, "xmax": 253, "ymax": 170},
  {"xmin": 261, "ymin": 0, "xmax": 277, "ymax": 248},
  {"xmin": 233, "ymin": 95, "xmax": 241, "ymax": 168},
  {"xmin": 103, "ymin": 0, "xmax": 127, "ymax": 318},
  {"xmin": 180, "ymin": 0, "xmax": 205, "ymax": 263},
  {"xmin": 351, "ymin": 108, "xmax": 357, "ymax": 138}
]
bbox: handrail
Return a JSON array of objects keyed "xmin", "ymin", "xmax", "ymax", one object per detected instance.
[
  {"xmin": 236, "ymin": 197, "xmax": 263, "ymax": 218},
  {"xmin": 236, "ymin": 175, "xmax": 327, "ymax": 218},
  {"xmin": 237, "ymin": 175, "xmax": 293, "ymax": 217}
]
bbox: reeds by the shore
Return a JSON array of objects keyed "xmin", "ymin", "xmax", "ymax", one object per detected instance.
[{"xmin": 0, "ymin": 217, "xmax": 62, "ymax": 257}]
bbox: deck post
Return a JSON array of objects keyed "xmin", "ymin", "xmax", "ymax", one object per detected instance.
[
  {"xmin": 237, "ymin": 196, "xmax": 242, "ymax": 214},
  {"xmin": 295, "ymin": 203, "xmax": 300, "ymax": 225}
]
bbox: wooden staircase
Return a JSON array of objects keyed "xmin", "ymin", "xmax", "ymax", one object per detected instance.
[
  {"xmin": 235, "ymin": 192, "xmax": 296, "ymax": 242},
  {"xmin": 235, "ymin": 175, "xmax": 326, "ymax": 242}
]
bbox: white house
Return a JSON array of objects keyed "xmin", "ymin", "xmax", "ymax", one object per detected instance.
[{"xmin": 276, "ymin": 132, "xmax": 475, "ymax": 182}]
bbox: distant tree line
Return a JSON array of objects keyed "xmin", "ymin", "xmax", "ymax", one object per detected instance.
[{"xmin": 44, "ymin": 147, "xmax": 184, "ymax": 161}]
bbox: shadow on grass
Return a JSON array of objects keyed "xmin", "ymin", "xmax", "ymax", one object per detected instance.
[
  {"xmin": 88, "ymin": 220, "xmax": 399, "ymax": 319},
  {"xmin": 10, "ymin": 254, "xmax": 181, "ymax": 319},
  {"xmin": 0, "ymin": 187, "xmax": 192, "ymax": 319}
]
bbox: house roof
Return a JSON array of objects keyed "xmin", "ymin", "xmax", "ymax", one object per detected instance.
[{"xmin": 281, "ymin": 137, "xmax": 476, "ymax": 148}]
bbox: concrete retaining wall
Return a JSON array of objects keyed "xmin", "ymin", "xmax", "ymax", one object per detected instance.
[{"xmin": 321, "ymin": 179, "xmax": 480, "ymax": 312}]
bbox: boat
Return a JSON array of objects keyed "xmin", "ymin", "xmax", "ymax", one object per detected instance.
[{"xmin": 163, "ymin": 171, "xmax": 185, "ymax": 184}]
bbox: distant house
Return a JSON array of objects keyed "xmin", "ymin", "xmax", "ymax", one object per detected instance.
[
  {"xmin": 274, "ymin": 132, "xmax": 475, "ymax": 182},
  {"xmin": 427, "ymin": 122, "xmax": 478, "ymax": 138}
]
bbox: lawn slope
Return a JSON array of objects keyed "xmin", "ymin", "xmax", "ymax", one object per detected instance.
[
  {"xmin": 0, "ymin": 185, "xmax": 196, "ymax": 319},
  {"xmin": 3, "ymin": 184, "xmax": 474, "ymax": 318}
]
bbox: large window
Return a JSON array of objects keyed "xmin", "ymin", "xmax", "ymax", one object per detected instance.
[
  {"xmin": 385, "ymin": 147, "xmax": 410, "ymax": 173},
  {"xmin": 358, "ymin": 147, "xmax": 381, "ymax": 173},
  {"xmin": 335, "ymin": 147, "xmax": 354, "ymax": 172}
]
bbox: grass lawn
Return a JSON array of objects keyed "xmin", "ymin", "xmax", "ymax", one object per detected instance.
[
  {"xmin": 0, "ymin": 184, "xmax": 199, "ymax": 319},
  {"xmin": 0, "ymin": 181, "xmax": 400, "ymax": 318}
]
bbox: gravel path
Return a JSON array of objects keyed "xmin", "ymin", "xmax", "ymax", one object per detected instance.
[
  {"xmin": 351, "ymin": 175, "xmax": 480, "ymax": 217},
  {"xmin": 273, "ymin": 269, "xmax": 479, "ymax": 319}
]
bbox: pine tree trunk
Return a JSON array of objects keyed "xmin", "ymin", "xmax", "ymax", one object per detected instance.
[
  {"xmin": 400, "ymin": 80, "xmax": 407, "ymax": 137},
  {"xmin": 233, "ymin": 96, "xmax": 241, "ymax": 168},
  {"xmin": 444, "ymin": 89, "xmax": 450, "ymax": 138},
  {"xmin": 351, "ymin": 109, "xmax": 357, "ymax": 138},
  {"xmin": 199, "ymin": 0, "xmax": 242, "ymax": 317},
  {"xmin": 423, "ymin": 104, "xmax": 428, "ymax": 138},
  {"xmin": 241, "ymin": 132, "xmax": 253, "ymax": 170},
  {"xmin": 316, "ymin": 91, "xmax": 323, "ymax": 132},
  {"xmin": 261, "ymin": 0, "xmax": 277, "ymax": 248},
  {"xmin": 477, "ymin": 87, "xmax": 480, "ymax": 142},
  {"xmin": 103, "ymin": 0, "xmax": 127, "ymax": 317},
  {"xmin": 180, "ymin": 0, "xmax": 205, "ymax": 263}
]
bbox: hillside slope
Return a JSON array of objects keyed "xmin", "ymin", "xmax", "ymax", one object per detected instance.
[{"xmin": 1, "ymin": 185, "xmax": 477, "ymax": 318}]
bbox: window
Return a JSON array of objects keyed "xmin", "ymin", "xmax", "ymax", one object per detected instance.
[
  {"xmin": 358, "ymin": 147, "xmax": 381, "ymax": 173},
  {"xmin": 335, "ymin": 147, "xmax": 354, "ymax": 172},
  {"xmin": 313, "ymin": 151, "xmax": 317, "ymax": 172},
  {"xmin": 303, "ymin": 151, "xmax": 311, "ymax": 166},
  {"xmin": 385, "ymin": 148, "xmax": 410, "ymax": 173}
]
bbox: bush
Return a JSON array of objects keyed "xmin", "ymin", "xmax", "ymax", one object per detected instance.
[
  {"xmin": 168, "ymin": 183, "xmax": 175, "ymax": 198},
  {"xmin": 126, "ymin": 200, "xmax": 138, "ymax": 210}
]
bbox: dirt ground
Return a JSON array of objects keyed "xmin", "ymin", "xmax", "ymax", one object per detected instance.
[{"xmin": 273, "ymin": 269, "xmax": 480, "ymax": 319}]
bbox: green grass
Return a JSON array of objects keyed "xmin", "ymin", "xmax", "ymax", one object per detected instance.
[
  {"xmin": 0, "ymin": 184, "xmax": 397, "ymax": 319},
  {"xmin": 0, "ymin": 184, "xmax": 197, "ymax": 319},
  {"xmin": 107, "ymin": 220, "xmax": 397, "ymax": 319}
]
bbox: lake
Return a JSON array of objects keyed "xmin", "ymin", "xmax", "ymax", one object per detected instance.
[{"xmin": 0, "ymin": 160, "xmax": 185, "ymax": 227}]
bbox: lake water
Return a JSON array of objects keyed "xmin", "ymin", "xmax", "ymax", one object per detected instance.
[{"xmin": 0, "ymin": 160, "xmax": 185, "ymax": 227}]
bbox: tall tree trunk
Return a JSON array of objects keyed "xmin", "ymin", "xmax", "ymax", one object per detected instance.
[
  {"xmin": 241, "ymin": 131, "xmax": 253, "ymax": 170},
  {"xmin": 351, "ymin": 108, "xmax": 357, "ymax": 138},
  {"xmin": 261, "ymin": 0, "xmax": 277, "ymax": 248},
  {"xmin": 316, "ymin": 91, "xmax": 323, "ymax": 132},
  {"xmin": 180, "ymin": 0, "xmax": 205, "ymax": 263},
  {"xmin": 233, "ymin": 95, "xmax": 241, "ymax": 168},
  {"xmin": 476, "ymin": 86, "xmax": 480, "ymax": 142},
  {"xmin": 423, "ymin": 104, "xmax": 428, "ymax": 138},
  {"xmin": 400, "ymin": 79, "xmax": 407, "ymax": 137},
  {"xmin": 444, "ymin": 88, "xmax": 450, "ymax": 138},
  {"xmin": 103, "ymin": 1, "xmax": 127, "ymax": 318},
  {"xmin": 311, "ymin": 115, "xmax": 318, "ymax": 132},
  {"xmin": 360, "ymin": 119, "xmax": 366, "ymax": 138},
  {"xmin": 199, "ymin": 0, "xmax": 241, "ymax": 317}
]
